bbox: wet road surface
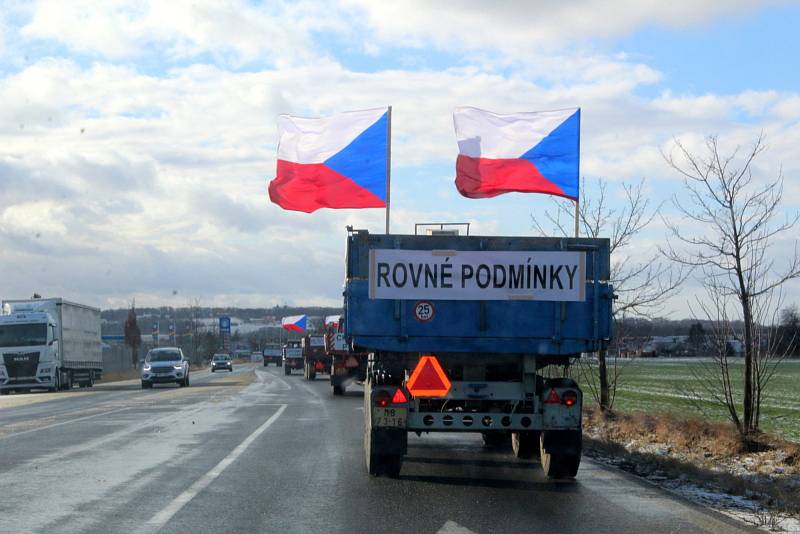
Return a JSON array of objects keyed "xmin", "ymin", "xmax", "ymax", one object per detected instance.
[{"xmin": 0, "ymin": 364, "xmax": 753, "ymax": 533}]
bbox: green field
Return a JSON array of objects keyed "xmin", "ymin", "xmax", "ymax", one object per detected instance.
[{"xmin": 577, "ymin": 358, "xmax": 800, "ymax": 443}]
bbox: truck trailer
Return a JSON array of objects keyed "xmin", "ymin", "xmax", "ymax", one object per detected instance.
[
  {"xmin": 0, "ymin": 298, "xmax": 102, "ymax": 393},
  {"xmin": 302, "ymin": 334, "xmax": 330, "ymax": 381},
  {"xmin": 344, "ymin": 228, "xmax": 612, "ymax": 479},
  {"xmin": 325, "ymin": 315, "xmax": 367, "ymax": 396},
  {"xmin": 262, "ymin": 343, "xmax": 283, "ymax": 366},
  {"xmin": 283, "ymin": 340, "xmax": 303, "ymax": 375}
]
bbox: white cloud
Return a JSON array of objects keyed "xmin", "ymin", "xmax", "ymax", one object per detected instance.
[
  {"xmin": 343, "ymin": 0, "xmax": 780, "ymax": 53},
  {"xmin": 20, "ymin": 0, "xmax": 331, "ymax": 65}
]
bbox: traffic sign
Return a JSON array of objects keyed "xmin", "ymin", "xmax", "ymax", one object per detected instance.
[
  {"xmin": 413, "ymin": 301, "xmax": 435, "ymax": 322},
  {"xmin": 406, "ymin": 355, "xmax": 451, "ymax": 397}
]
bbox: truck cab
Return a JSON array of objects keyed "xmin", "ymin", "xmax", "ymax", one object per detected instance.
[{"xmin": 0, "ymin": 311, "xmax": 59, "ymax": 393}]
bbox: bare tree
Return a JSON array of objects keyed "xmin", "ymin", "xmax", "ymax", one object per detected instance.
[
  {"xmin": 533, "ymin": 178, "xmax": 685, "ymax": 410},
  {"xmin": 662, "ymin": 134, "xmax": 800, "ymax": 438},
  {"xmin": 124, "ymin": 301, "xmax": 142, "ymax": 368}
]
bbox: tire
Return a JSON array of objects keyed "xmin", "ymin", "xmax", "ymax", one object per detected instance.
[
  {"xmin": 333, "ymin": 384, "xmax": 345, "ymax": 396},
  {"xmin": 61, "ymin": 371, "xmax": 73, "ymax": 391},
  {"xmin": 277, "ymin": 360, "xmax": 282, "ymax": 367},
  {"xmin": 49, "ymin": 372, "xmax": 60, "ymax": 393},
  {"xmin": 512, "ymin": 431, "xmax": 540, "ymax": 459},
  {"xmin": 540, "ymin": 433, "xmax": 580, "ymax": 479},
  {"xmin": 141, "ymin": 380, "xmax": 150, "ymax": 389},
  {"xmin": 284, "ymin": 365, "xmax": 291, "ymax": 376},
  {"xmin": 185, "ymin": 374, "xmax": 190, "ymax": 387},
  {"xmin": 482, "ymin": 432, "xmax": 510, "ymax": 449},
  {"xmin": 309, "ymin": 365, "xmax": 316, "ymax": 381},
  {"xmin": 0, "ymin": 389, "xmax": 9, "ymax": 395}
]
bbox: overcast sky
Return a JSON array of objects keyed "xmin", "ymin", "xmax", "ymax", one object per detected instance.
[{"xmin": 1, "ymin": 0, "xmax": 799, "ymax": 316}]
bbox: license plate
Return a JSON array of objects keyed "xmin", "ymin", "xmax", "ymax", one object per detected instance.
[{"xmin": 373, "ymin": 408, "xmax": 407, "ymax": 428}]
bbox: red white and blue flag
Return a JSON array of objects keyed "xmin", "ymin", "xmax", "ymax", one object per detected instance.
[
  {"xmin": 269, "ymin": 107, "xmax": 389, "ymax": 213},
  {"xmin": 453, "ymin": 107, "xmax": 580, "ymax": 201},
  {"xmin": 281, "ymin": 315, "xmax": 307, "ymax": 333}
]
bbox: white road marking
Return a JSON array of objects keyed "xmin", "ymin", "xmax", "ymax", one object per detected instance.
[
  {"xmin": 145, "ymin": 403, "xmax": 287, "ymax": 531},
  {"xmin": 0, "ymin": 407, "xmax": 131, "ymax": 440},
  {"xmin": 437, "ymin": 520, "xmax": 478, "ymax": 534}
]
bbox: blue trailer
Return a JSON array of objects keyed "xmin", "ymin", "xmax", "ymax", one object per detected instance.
[{"xmin": 343, "ymin": 228, "xmax": 613, "ymax": 478}]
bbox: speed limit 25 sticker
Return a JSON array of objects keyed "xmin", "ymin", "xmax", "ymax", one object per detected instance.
[{"xmin": 413, "ymin": 301, "xmax": 435, "ymax": 322}]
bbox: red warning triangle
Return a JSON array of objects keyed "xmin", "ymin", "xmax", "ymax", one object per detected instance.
[
  {"xmin": 544, "ymin": 388, "xmax": 561, "ymax": 404},
  {"xmin": 406, "ymin": 355, "xmax": 451, "ymax": 397}
]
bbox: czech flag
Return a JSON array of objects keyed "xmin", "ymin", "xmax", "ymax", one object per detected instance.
[
  {"xmin": 282, "ymin": 315, "xmax": 307, "ymax": 333},
  {"xmin": 269, "ymin": 107, "xmax": 389, "ymax": 213},
  {"xmin": 453, "ymin": 107, "xmax": 580, "ymax": 201}
]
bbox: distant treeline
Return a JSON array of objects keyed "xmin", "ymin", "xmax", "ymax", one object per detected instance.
[{"xmin": 101, "ymin": 305, "xmax": 342, "ymax": 335}]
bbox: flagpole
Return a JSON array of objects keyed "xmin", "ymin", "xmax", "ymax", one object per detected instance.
[
  {"xmin": 574, "ymin": 198, "xmax": 580, "ymax": 237},
  {"xmin": 385, "ymin": 105, "xmax": 392, "ymax": 235}
]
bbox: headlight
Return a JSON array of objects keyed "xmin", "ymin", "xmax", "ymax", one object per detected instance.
[
  {"xmin": 39, "ymin": 367, "xmax": 51, "ymax": 374},
  {"xmin": 143, "ymin": 365, "xmax": 151, "ymax": 371},
  {"xmin": 174, "ymin": 364, "xmax": 183, "ymax": 370}
]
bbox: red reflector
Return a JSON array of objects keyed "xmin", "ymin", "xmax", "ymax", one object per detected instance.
[
  {"xmin": 374, "ymin": 390, "xmax": 391, "ymax": 408},
  {"xmin": 391, "ymin": 388, "xmax": 408, "ymax": 404},
  {"xmin": 544, "ymin": 388, "xmax": 561, "ymax": 404},
  {"xmin": 314, "ymin": 361, "xmax": 324, "ymax": 371},
  {"xmin": 406, "ymin": 355, "xmax": 451, "ymax": 397},
  {"xmin": 562, "ymin": 390, "xmax": 578, "ymax": 407}
]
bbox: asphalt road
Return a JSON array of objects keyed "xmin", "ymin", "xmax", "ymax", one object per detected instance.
[{"xmin": 0, "ymin": 364, "xmax": 753, "ymax": 534}]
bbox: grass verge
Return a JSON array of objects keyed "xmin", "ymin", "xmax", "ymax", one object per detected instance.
[{"xmin": 583, "ymin": 406, "xmax": 800, "ymax": 529}]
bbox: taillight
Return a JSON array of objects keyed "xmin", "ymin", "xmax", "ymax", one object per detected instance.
[
  {"xmin": 562, "ymin": 390, "xmax": 578, "ymax": 407},
  {"xmin": 374, "ymin": 390, "xmax": 391, "ymax": 407},
  {"xmin": 374, "ymin": 388, "xmax": 408, "ymax": 407}
]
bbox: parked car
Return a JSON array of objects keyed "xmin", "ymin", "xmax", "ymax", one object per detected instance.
[
  {"xmin": 141, "ymin": 347, "xmax": 190, "ymax": 388},
  {"xmin": 211, "ymin": 353, "xmax": 232, "ymax": 373}
]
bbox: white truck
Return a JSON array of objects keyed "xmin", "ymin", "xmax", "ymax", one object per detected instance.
[{"xmin": 0, "ymin": 298, "xmax": 102, "ymax": 394}]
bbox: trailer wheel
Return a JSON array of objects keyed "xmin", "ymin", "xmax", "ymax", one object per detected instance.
[
  {"xmin": 333, "ymin": 384, "xmax": 345, "ymax": 396},
  {"xmin": 284, "ymin": 364, "xmax": 291, "ymax": 376},
  {"xmin": 511, "ymin": 431, "xmax": 540, "ymax": 459},
  {"xmin": 540, "ymin": 432, "xmax": 580, "ymax": 479},
  {"xmin": 308, "ymin": 365, "xmax": 317, "ymax": 381}
]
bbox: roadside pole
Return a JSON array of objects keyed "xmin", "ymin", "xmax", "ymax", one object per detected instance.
[
  {"xmin": 574, "ymin": 198, "xmax": 579, "ymax": 238},
  {"xmin": 385, "ymin": 105, "xmax": 392, "ymax": 235}
]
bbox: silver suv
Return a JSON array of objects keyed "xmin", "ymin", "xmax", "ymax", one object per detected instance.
[{"xmin": 141, "ymin": 347, "xmax": 190, "ymax": 389}]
